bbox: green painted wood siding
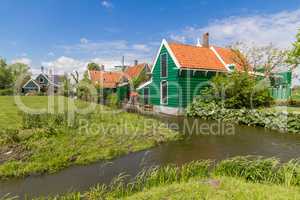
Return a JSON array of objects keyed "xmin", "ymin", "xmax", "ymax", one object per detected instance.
[
  {"xmin": 149, "ymin": 45, "xmax": 216, "ymax": 108},
  {"xmin": 179, "ymin": 71, "xmax": 215, "ymax": 107},
  {"xmin": 150, "ymin": 45, "xmax": 179, "ymax": 108}
]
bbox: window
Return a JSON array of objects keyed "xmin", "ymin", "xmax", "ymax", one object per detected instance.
[
  {"xmin": 161, "ymin": 53, "xmax": 167, "ymax": 77},
  {"xmin": 144, "ymin": 87, "xmax": 149, "ymax": 105},
  {"xmin": 39, "ymin": 77, "xmax": 44, "ymax": 83},
  {"xmin": 161, "ymin": 81, "xmax": 168, "ymax": 105}
]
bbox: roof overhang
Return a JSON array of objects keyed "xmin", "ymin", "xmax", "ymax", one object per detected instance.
[{"xmin": 137, "ymin": 80, "xmax": 152, "ymax": 90}]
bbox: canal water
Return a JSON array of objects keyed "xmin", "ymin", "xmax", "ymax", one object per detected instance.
[{"xmin": 1, "ymin": 117, "xmax": 300, "ymax": 198}]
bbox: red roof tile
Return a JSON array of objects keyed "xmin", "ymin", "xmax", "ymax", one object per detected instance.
[
  {"xmin": 168, "ymin": 42, "xmax": 244, "ymax": 71},
  {"xmin": 89, "ymin": 71, "xmax": 123, "ymax": 88},
  {"xmin": 125, "ymin": 63, "xmax": 146, "ymax": 78}
]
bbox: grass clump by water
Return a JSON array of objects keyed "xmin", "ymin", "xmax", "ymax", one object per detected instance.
[
  {"xmin": 0, "ymin": 96, "xmax": 180, "ymax": 180},
  {"xmin": 37, "ymin": 157, "xmax": 300, "ymax": 200},
  {"xmin": 35, "ymin": 160, "xmax": 210, "ymax": 200},
  {"xmin": 214, "ymin": 156, "xmax": 300, "ymax": 186}
]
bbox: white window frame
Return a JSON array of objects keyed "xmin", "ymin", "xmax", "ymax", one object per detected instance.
[
  {"xmin": 160, "ymin": 53, "xmax": 168, "ymax": 78},
  {"xmin": 160, "ymin": 80, "xmax": 168, "ymax": 105}
]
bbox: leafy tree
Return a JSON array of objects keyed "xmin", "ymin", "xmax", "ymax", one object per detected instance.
[
  {"xmin": 201, "ymin": 71, "xmax": 273, "ymax": 109},
  {"xmin": 87, "ymin": 62, "xmax": 100, "ymax": 71},
  {"xmin": 9, "ymin": 63, "xmax": 31, "ymax": 93},
  {"xmin": 288, "ymin": 30, "xmax": 300, "ymax": 68},
  {"xmin": 0, "ymin": 59, "xmax": 13, "ymax": 90},
  {"xmin": 131, "ymin": 70, "xmax": 148, "ymax": 89},
  {"xmin": 230, "ymin": 42, "xmax": 289, "ymax": 76},
  {"xmin": 9, "ymin": 63, "xmax": 30, "ymax": 81}
]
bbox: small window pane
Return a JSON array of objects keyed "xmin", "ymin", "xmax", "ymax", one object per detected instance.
[
  {"xmin": 161, "ymin": 81, "xmax": 168, "ymax": 104},
  {"xmin": 161, "ymin": 54, "xmax": 167, "ymax": 77},
  {"xmin": 144, "ymin": 88, "xmax": 149, "ymax": 105}
]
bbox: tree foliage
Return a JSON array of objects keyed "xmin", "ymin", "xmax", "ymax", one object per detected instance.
[
  {"xmin": 200, "ymin": 71, "xmax": 273, "ymax": 109},
  {"xmin": 288, "ymin": 30, "xmax": 300, "ymax": 67},
  {"xmin": 230, "ymin": 42, "xmax": 289, "ymax": 76},
  {"xmin": 0, "ymin": 59, "xmax": 13, "ymax": 90},
  {"xmin": 87, "ymin": 62, "xmax": 100, "ymax": 71}
]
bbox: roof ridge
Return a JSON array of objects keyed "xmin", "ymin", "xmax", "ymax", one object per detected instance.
[{"xmin": 169, "ymin": 41, "xmax": 204, "ymax": 48}]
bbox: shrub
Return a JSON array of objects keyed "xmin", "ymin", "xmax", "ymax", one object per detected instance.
[
  {"xmin": 0, "ymin": 129, "xmax": 20, "ymax": 144},
  {"xmin": 0, "ymin": 88, "xmax": 13, "ymax": 96},
  {"xmin": 107, "ymin": 93, "xmax": 119, "ymax": 108},
  {"xmin": 187, "ymin": 101, "xmax": 300, "ymax": 133},
  {"xmin": 202, "ymin": 71, "xmax": 273, "ymax": 109},
  {"xmin": 21, "ymin": 112, "xmax": 79, "ymax": 130}
]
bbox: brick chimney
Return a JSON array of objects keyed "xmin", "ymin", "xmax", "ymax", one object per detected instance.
[
  {"xmin": 202, "ymin": 32, "xmax": 209, "ymax": 48},
  {"xmin": 100, "ymin": 64, "xmax": 105, "ymax": 71}
]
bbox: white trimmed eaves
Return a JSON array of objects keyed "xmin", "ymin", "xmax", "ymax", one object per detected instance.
[
  {"xmin": 137, "ymin": 80, "xmax": 152, "ymax": 91},
  {"xmin": 210, "ymin": 46, "xmax": 233, "ymax": 72},
  {"xmin": 151, "ymin": 39, "xmax": 181, "ymax": 74},
  {"xmin": 23, "ymin": 79, "xmax": 41, "ymax": 90}
]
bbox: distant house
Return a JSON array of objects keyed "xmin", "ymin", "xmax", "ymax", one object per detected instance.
[
  {"xmin": 255, "ymin": 67, "xmax": 292, "ymax": 100},
  {"xmin": 22, "ymin": 69, "xmax": 62, "ymax": 94},
  {"xmin": 137, "ymin": 33, "xmax": 243, "ymax": 115},
  {"xmin": 89, "ymin": 62, "xmax": 151, "ymax": 102},
  {"xmin": 124, "ymin": 62, "xmax": 151, "ymax": 80}
]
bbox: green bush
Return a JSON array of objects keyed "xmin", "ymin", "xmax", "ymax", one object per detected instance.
[
  {"xmin": 21, "ymin": 112, "xmax": 79, "ymax": 130},
  {"xmin": 202, "ymin": 71, "xmax": 273, "ymax": 109},
  {"xmin": 0, "ymin": 129, "xmax": 20, "ymax": 144},
  {"xmin": 0, "ymin": 88, "xmax": 13, "ymax": 96},
  {"xmin": 187, "ymin": 101, "xmax": 300, "ymax": 133},
  {"xmin": 107, "ymin": 93, "xmax": 119, "ymax": 108}
]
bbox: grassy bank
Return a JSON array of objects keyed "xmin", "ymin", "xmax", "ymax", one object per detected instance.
[
  {"xmin": 32, "ymin": 157, "xmax": 300, "ymax": 200},
  {"xmin": 125, "ymin": 177, "xmax": 300, "ymax": 200},
  {"xmin": 0, "ymin": 96, "xmax": 179, "ymax": 179}
]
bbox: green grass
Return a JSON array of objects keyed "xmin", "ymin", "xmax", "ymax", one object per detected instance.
[
  {"xmin": 0, "ymin": 96, "xmax": 179, "ymax": 179},
  {"xmin": 0, "ymin": 96, "xmax": 94, "ymax": 129},
  {"xmin": 124, "ymin": 177, "xmax": 300, "ymax": 200}
]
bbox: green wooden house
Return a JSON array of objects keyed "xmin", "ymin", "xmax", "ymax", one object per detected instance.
[
  {"xmin": 22, "ymin": 71, "xmax": 61, "ymax": 94},
  {"xmin": 137, "ymin": 34, "xmax": 242, "ymax": 115}
]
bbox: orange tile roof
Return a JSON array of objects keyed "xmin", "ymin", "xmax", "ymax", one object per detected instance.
[
  {"xmin": 89, "ymin": 71, "xmax": 123, "ymax": 88},
  {"xmin": 168, "ymin": 42, "xmax": 244, "ymax": 71},
  {"xmin": 125, "ymin": 63, "xmax": 146, "ymax": 78},
  {"xmin": 213, "ymin": 46, "xmax": 251, "ymax": 71}
]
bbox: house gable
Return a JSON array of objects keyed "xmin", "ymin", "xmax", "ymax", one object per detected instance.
[
  {"xmin": 150, "ymin": 43, "xmax": 180, "ymax": 108},
  {"xmin": 23, "ymin": 79, "xmax": 40, "ymax": 91},
  {"xmin": 35, "ymin": 74, "xmax": 49, "ymax": 86}
]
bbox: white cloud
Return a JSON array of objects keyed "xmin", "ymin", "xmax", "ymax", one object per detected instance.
[
  {"xmin": 170, "ymin": 9, "xmax": 300, "ymax": 48},
  {"xmin": 80, "ymin": 38, "xmax": 89, "ymax": 44},
  {"xmin": 42, "ymin": 56, "xmax": 86, "ymax": 75},
  {"xmin": 11, "ymin": 57, "xmax": 32, "ymax": 66},
  {"xmin": 101, "ymin": 1, "xmax": 113, "ymax": 8},
  {"xmin": 56, "ymin": 39, "xmax": 155, "ymax": 67},
  {"xmin": 132, "ymin": 44, "xmax": 151, "ymax": 52}
]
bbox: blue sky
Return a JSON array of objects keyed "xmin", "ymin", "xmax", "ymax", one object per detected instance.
[{"xmin": 0, "ymin": 0, "xmax": 300, "ymax": 74}]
